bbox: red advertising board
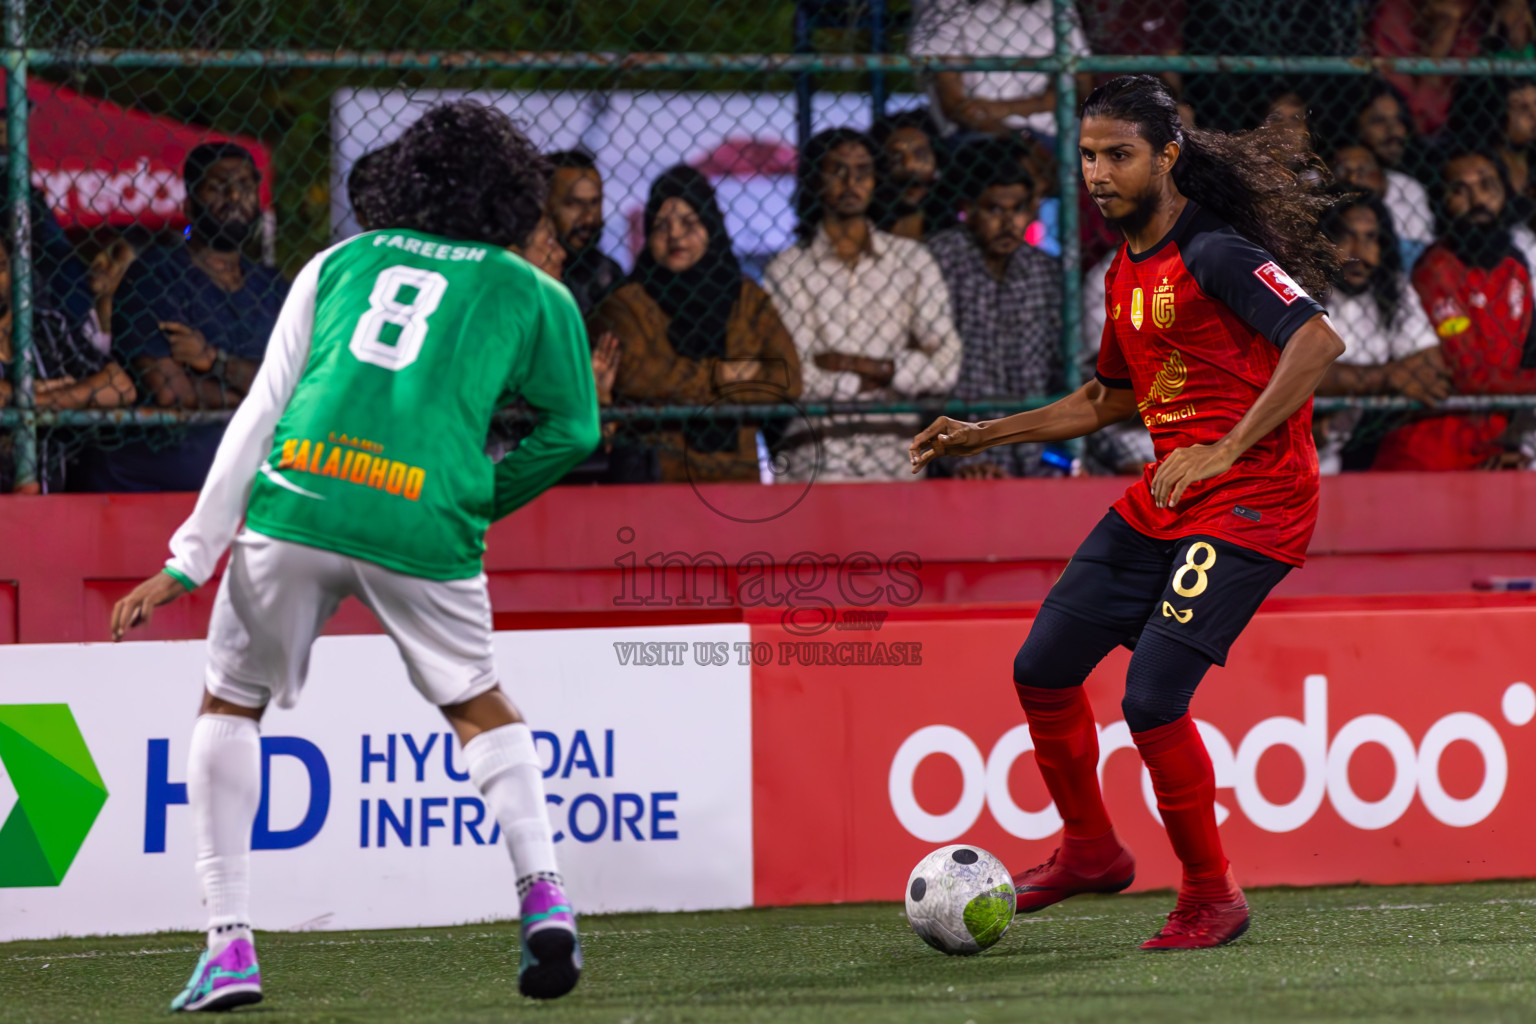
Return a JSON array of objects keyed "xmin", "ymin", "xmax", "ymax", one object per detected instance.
[{"xmin": 751, "ymin": 603, "xmax": 1536, "ymax": 905}]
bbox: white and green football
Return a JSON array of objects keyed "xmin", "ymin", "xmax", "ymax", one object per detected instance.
[{"xmin": 904, "ymin": 845, "xmax": 1016, "ymax": 955}]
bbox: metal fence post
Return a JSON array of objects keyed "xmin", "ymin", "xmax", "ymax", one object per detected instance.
[
  {"xmin": 4, "ymin": 0, "xmax": 32, "ymax": 491},
  {"xmin": 1053, "ymin": 0, "xmax": 1083, "ymax": 458}
]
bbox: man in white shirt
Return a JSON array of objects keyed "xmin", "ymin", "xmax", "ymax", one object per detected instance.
[
  {"xmin": 764, "ymin": 128, "xmax": 961, "ymax": 482},
  {"xmin": 908, "ymin": 0, "xmax": 1091, "ymax": 140},
  {"xmin": 1313, "ymin": 193, "xmax": 1450, "ymax": 472}
]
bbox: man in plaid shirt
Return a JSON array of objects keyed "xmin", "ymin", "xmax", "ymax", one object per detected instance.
[{"xmin": 928, "ymin": 138, "xmax": 1064, "ymax": 477}]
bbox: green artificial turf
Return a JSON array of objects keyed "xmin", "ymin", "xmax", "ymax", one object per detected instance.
[{"xmin": 3, "ymin": 881, "xmax": 1534, "ymax": 1023}]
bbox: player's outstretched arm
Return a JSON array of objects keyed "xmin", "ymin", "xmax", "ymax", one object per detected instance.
[
  {"xmin": 110, "ymin": 571, "xmax": 187, "ymax": 641},
  {"xmin": 909, "ymin": 379, "xmax": 1138, "ymax": 473},
  {"xmin": 491, "ymin": 280, "xmax": 603, "ymax": 521},
  {"xmin": 1151, "ymin": 312, "xmax": 1345, "ymax": 509}
]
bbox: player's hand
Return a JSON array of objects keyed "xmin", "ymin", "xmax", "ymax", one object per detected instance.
[
  {"xmin": 1150, "ymin": 441, "xmax": 1239, "ymax": 509},
  {"xmin": 909, "ymin": 416, "xmax": 987, "ymax": 473},
  {"xmin": 161, "ymin": 321, "xmax": 216, "ymax": 373},
  {"xmin": 111, "ymin": 572, "xmax": 187, "ymax": 641}
]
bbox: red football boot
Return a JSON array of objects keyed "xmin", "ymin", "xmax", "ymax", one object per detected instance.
[
  {"xmin": 1012, "ymin": 842, "xmax": 1136, "ymax": 913},
  {"xmin": 1140, "ymin": 891, "xmax": 1250, "ymax": 951}
]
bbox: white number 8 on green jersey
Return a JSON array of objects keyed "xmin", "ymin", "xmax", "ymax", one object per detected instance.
[{"xmin": 349, "ymin": 265, "xmax": 449, "ymax": 371}]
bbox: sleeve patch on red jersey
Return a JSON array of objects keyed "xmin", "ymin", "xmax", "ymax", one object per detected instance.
[{"xmin": 1253, "ymin": 261, "xmax": 1307, "ymax": 305}]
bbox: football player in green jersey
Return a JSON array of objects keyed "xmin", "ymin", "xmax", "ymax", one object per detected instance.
[{"xmin": 111, "ymin": 101, "xmax": 600, "ymax": 1009}]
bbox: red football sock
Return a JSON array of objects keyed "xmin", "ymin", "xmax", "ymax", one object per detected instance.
[
  {"xmin": 1132, "ymin": 714, "xmax": 1236, "ymax": 903},
  {"xmin": 1015, "ymin": 684, "xmax": 1116, "ymax": 863}
]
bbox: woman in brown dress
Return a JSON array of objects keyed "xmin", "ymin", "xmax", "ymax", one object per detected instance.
[{"xmin": 590, "ymin": 166, "xmax": 801, "ymax": 482}]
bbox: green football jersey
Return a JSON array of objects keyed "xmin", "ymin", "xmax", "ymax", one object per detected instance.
[{"xmin": 242, "ymin": 229, "xmax": 600, "ymax": 580}]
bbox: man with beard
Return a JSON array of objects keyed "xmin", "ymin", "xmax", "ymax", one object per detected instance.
[
  {"xmin": 926, "ymin": 138, "xmax": 1062, "ymax": 478},
  {"xmin": 76, "ymin": 143, "xmax": 288, "ymax": 491},
  {"xmin": 1446, "ymin": 76, "xmax": 1536, "ymax": 269},
  {"xmin": 1312, "ymin": 192, "xmax": 1448, "ymax": 473},
  {"xmin": 871, "ymin": 110, "xmax": 944, "ymax": 241},
  {"xmin": 912, "ymin": 76, "xmax": 1347, "ymax": 949},
  {"xmin": 1329, "ymin": 143, "xmax": 1433, "ymax": 271},
  {"xmin": 765, "ymin": 128, "xmax": 959, "ymax": 481},
  {"xmin": 1346, "ymin": 80, "xmax": 1436, "ymax": 230},
  {"xmin": 1375, "ymin": 150, "xmax": 1536, "ymax": 470},
  {"xmin": 544, "ymin": 150, "xmax": 624, "ymax": 316}
]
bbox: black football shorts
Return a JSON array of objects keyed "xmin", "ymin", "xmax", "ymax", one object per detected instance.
[{"xmin": 1041, "ymin": 509, "xmax": 1292, "ymax": 666}]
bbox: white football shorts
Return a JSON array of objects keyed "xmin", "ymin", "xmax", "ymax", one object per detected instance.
[{"xmin": 204, "ymin": 529, "xmax": 497, "ymax": 710}]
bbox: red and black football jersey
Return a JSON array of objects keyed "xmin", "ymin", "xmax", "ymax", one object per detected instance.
[{"xmin": 1096, "ymin": 201, "xmax": 1327, "ymax": 567}]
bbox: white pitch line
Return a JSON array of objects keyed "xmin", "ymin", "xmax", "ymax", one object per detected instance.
[{"xmin": 3, "ymin": 933, "xmax": 470, "ymax": 963}]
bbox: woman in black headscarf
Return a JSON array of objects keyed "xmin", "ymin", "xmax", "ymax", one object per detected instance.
[{"xmin": 590, "ymin": 165, "xmax": 801, "ymax": 482}]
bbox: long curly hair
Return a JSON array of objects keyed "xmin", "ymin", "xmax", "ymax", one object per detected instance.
[
  {"xmin": 1320, "ymin": 190, "xmax": 1404, "ymax": 332},
  {"xmin": 379, "ymin": 100, "xmax": 549, "ymax": 248},
  {"xmin": 1083, "ymin": 75, "xmax": 1344, "ymax": 299},
  {"xmin": 347, "ymin": 143, "xmax": 395, "ymax": 232}
]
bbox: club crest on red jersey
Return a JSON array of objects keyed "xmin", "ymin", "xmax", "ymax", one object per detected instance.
[
  {"xmin": 1253, "ymin": 261, "xmax": 1306, "ymax": 305},
  {"xmin": 1152, "ymin": 276, "xmax": 1176, "ymax": 329}
]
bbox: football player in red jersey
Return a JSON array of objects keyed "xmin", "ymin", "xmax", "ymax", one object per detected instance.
[{"xmin": 911, "ymin": 75, "xmax": 1348, "ymax": 950}]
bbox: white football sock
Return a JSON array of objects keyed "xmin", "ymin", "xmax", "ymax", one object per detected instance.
[
  {"xmin": 464, "ymin": 723, "xmax": 560, "ymax": 887},
  {"xmin": 188, "ymin": 714, "xmax": 262, "ymax": 952}
]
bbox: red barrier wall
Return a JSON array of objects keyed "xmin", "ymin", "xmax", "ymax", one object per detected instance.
[
  {"xmin": 4, "ymin": 472, "xmax": 1536, "ymax": 643},
  {"xmin": 750, "ymin": 598, "xmax": 1536, "ymax": 904}
]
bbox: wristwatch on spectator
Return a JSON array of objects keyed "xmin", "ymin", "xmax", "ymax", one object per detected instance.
[{"xmin": 210, "ymin": 347, "xmax": 230, "ymax": 377}]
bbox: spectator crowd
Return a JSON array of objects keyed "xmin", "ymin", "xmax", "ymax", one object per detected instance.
[{"xmin": 6, "ymin": 0, "xmax": 1536, "ymax": 491}]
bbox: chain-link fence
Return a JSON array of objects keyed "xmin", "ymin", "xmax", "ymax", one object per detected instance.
[{"xmin": 5, "ymin": 0, "xmax": 1536, "ymax": 492}]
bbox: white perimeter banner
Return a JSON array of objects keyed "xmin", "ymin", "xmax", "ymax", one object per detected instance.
[{"xmin": 0, "ymin": 624, "xmax": 752, "ymax": 941}]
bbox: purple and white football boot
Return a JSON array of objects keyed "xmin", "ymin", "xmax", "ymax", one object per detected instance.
[
  {"xmin": 517, "ymin": 878, "xmax": 581, "ymax": 999},
  {"xmin": 170, "ymin": 937, "xmax": 262, "ymax": 1012}
]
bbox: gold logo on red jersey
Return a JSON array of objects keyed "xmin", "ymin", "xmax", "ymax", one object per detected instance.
[
  {"xmin": 1137, "ymin": 349, "xmax": 1188, "ymax": 413},
  {"xmin": 1113, "ymin": 302, "xmax": 1121, "ymax": 320},
  {"xmin": 1130, "ymin": 287, "xmax": 1144, "ymax": 330},
  {"xmin": 1152, "ymin": 276, "xmax": 1176, "ymax": 329}
]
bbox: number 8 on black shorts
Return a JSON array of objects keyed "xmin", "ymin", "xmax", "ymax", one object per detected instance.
[{"xmin": 1041, "ymin": 509, "xmax": 1293, "ymax": 666}]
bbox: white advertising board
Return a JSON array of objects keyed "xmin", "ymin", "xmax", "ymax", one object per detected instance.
[{"xmin": 0, "ymin": 623, "xmax": 752, "ymax": 941}]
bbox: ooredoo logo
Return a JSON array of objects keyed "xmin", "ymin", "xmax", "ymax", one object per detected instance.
[
  {"xmin": 888, "ymin": 675, "xmax": 1531, "ymax": 842},
  {"xmin": 0, "ymin": 704, "xmax": 109, "ymax": 887}
]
